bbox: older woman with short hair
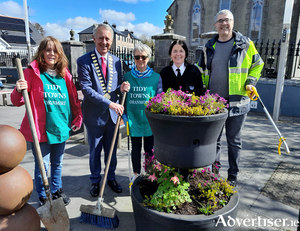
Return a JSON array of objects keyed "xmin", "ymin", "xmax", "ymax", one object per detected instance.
[{"xmin": 124, "ymin": 42, "xmax": 162, "ymax": 181}]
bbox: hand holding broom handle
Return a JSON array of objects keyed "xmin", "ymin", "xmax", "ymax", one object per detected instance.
[{"xmin": 15, "ymin": 58, "xmax": 51, "ymax": 199}]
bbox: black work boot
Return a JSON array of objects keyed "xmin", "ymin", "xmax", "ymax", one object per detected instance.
[{"xmin": 52, "ymin": 188, "xmax": 71, "ymax": 206}]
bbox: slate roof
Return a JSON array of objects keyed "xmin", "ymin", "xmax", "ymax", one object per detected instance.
[
  {"xmin": 78, "ymin": 23, "xmax": 140, "ymax": 40},
  {"xmin": 0, "ymin": 15, "xmax": 43, "ymax": 48}
]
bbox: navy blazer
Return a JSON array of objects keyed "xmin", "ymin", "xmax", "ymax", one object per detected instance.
[{"xmin": 77, "ymin": 50, "xmax": 123, "ymax": 126}]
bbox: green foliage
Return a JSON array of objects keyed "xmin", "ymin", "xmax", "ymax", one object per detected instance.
[
  {"xmin": 219, "ymin": 199, "xmax": 227, "ymax": 207},
  {"xmin": 196, "ymin": 168, "xmax": 237, "ymax": 215},
  {"xmin": 198, "ymin": 203, "xmax": 213, "ymax": 215},
  {"xmin": 142, "ymin": 157, "xmax": 191, "ymax": 213},
  {"xmin": 141, "ymin": 157, "xmax": 237, "ymax": 215},
  {"xmin": 146, "ymin": 88, "xmax": 228, "ymax": 116}
]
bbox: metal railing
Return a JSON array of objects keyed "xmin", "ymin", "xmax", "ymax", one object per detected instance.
[
  {"xmin": 0, "ymin": 50, "xmax": 35, "ymax": 67},
  {"xmin": 109, "ymin": 47, "xmax": 155, "ymax": 74},
  {"xmin": 254, "ymin": 39, "xmax": 300, "ymax": 78}
]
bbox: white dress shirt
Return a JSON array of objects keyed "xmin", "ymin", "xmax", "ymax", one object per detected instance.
[{"xmin": 172, "ymin": 63, "xmax": 186, "ymax": 76}]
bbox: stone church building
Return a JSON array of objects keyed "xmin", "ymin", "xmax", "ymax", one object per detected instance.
[{"xmin": 165, "ymin": 0, "xmax": 300, "ymax": 77}]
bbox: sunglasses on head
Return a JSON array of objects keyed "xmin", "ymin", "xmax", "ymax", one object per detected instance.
[{"xmin": 134, "ymin": 55, "xmax": 148, "ymax": 60}]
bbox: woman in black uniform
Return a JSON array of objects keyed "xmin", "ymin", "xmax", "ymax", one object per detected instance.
[{"xmin": 160, "ymin": 40, "xmax": 204, "ymax": 96}]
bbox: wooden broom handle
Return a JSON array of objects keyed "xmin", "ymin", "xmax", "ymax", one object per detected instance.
[
  {"xmin": 15, "ymin": 58, "xmax": 51, "ymax": 197},
  {"xmin": 99, "ymin": 91, "xmax": 127, "ymax": 198}
]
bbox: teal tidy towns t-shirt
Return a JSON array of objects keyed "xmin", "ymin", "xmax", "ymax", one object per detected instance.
[
  {"xmin": 40, "ymin": 72, "xmax": 72, "ymax": 144},
  {"xmin": 124, "ymin": 72, "xmax": 159, "ymax": 137}
]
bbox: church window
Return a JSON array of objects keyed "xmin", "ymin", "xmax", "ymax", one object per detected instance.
[
  {"xmin": 191, "ymin": 0, "xmax": 201, "ymax": 46},
  {"xmin": 250, "ymin": 0, "xmax": 264, "ymax": 40},
  {"xmin": 219, "ymin": 0, "xmax": 231, "ymax": 10}
]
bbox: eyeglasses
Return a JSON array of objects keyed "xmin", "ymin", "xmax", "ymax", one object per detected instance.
[
  {"xmin": 134, "ymin": 55, "xmax": 148, "ymax": 60},
  {"xmin": 216, "ymin": 18, "xmax": 232, "ymax": 24}
]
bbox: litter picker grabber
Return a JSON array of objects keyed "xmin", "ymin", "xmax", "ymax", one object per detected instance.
[
  {"xmin": 247, "ymin": 87, "xmax": 290, "ymax": 155},
  {"xmin": 126, "ymin": 121, "xmax": 133, "ymax": 187},
  {"xmin": 15, "ymin": 58, "xmax": 70, "ymax": 231},
  {"xmin": 79, "ymin": 91, "xmax": 127, "ymax": 229}
]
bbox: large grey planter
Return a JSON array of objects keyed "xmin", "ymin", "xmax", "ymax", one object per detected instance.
[
  {"xmin": 145, "ymin": 109, "xmax": 228, "ymax": 169},
  {"xmin": 131, "ymin": 176, "xmax": 239, "ymax": 231}
]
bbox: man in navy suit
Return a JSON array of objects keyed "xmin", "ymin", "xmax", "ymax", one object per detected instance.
[{"xmin": 77, "ymin": 23, "xmax": 130, "ymax": 196}]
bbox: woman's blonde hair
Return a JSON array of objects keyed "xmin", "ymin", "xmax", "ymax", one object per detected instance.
[{"xmin": 32, "ymin": 36, "xmax": 69, "ymax": 77}]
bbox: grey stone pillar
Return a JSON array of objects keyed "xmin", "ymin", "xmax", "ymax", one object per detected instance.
[
  {"xmin": 61, "ymin": 40, "xmax": 84, "ymax": 77},
  {"xmin": 84, "ymin": 39, "xmax": 95, "ymax": 53},
  {"xmin": 151, "ymin": 33, "xmax": 186, "ymax": 73}
]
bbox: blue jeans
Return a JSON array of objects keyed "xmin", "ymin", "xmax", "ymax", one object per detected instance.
[
  {"xmin": 215, "ymin": 113, "xmax": 247, "ymax": 176},
  {"xmin": 31, "ymin": 142, "xmax": 66, "ymax": 198}
]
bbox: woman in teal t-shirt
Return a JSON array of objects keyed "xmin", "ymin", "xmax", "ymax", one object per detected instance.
[
  {"xmin": 12, "ymin": 36, "xmax": 82, "ymax": 207},
  {"xmin": 124, "ymin": 42, "xmax": 163, "ymax": 181}
]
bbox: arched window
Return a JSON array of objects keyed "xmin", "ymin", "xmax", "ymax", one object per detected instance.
[
  {"xmin": 191, "ymin": 0, "xmax": 201, "ymax": 46},
  {"xmin": 250, "ymin": 0, "xmax": 264, "ymax": 40},
  {"xmin": 219, "ymin": 0, "xmax": 231, "ymax": 10}
]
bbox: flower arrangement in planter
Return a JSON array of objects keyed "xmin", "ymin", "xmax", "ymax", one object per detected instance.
[
  {"xmin": 144, "ymin": 88, "xmax": 229, "ymax": 169},
  {"xmin": 140, "ymin": 154, "xmax": 237, "ymax": 215},
  {"xmin": 130, "ymin": 88, "xmax": 239, "ymax": 231},
  {"xmin": 146, "ymin": 88, "xmax": 228, "ymax": 116}
]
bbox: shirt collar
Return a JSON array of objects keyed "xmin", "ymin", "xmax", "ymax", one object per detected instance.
[
  {"xmin": 172, "ymin": 63, "xmax": 186, "ymax": 76},
  {"xmin": 94, "ymin": 48, "xmax": 108, "ymax": 61}
]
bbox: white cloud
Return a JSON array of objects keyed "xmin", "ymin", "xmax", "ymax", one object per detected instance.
[
  {"xmin": 0, "ymin": 1, "xmax": 161, "ymax": 41},
  {"xmin": 98, "ymin": 8, "xmax": 162, "ymax": 38},
  {"xmin": 0, "ymin": 0, "xmax": 32, "ymax": 18},
  {"xmin": 43, "ymin": 17, "xmax": 100, "ymax": 41},
  {"xmin": 117, "ymin": 0, "xmax": 153, "ymax": 3},
  {"xmin": 99, "ymin": 9, "xmax": 135, "ymax": 25},
  {"xmin": 63, "ymin": 16, "xmax": 98, "ymax": 29},
  {"xmin": 43, "ymin": 23, "xmax": 79, "ymax": 41},
  {"xmin": 116, "ymin": 22, "xmax": 162, "ymax": 38}
]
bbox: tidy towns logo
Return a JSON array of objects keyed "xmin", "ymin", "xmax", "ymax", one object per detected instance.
[{"xmin": 216, "ymin": 215, "xmax": 299, "ymax": 228}]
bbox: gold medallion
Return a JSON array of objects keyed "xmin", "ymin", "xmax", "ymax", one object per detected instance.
[{"xmin": 104, "ymin": 93, "xmax": 111, "ymax": 99}]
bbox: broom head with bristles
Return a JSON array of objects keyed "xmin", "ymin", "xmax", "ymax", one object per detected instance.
[{"xmin": 79, "ymin": 203, "xmax": 119, "ymax": 229}]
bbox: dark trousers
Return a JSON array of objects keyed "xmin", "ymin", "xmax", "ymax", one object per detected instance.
[
  {"xmin": 215, "ymin": 113, "xmax": 247, "ymax": 176},
  {"xmin": 131, "ymin": 136, "xmax": 154, "ymax": 174},
  {"xmin": 86, "ymin": 116, "xmax": 118, "ymax": 184}
]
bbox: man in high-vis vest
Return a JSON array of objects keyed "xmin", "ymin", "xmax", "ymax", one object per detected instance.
[{"xmin": 197, "ymin": 9, "xmax": 264, "ymax": 187}]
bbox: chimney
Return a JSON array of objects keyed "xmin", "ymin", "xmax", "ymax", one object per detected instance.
[
  {"xmin": 112, "ymin": 23, "xmax": 116, "ymax": 28},
  {"xmin": 103, "ymin": 20, "xmax": 108, "ymax": 24}
]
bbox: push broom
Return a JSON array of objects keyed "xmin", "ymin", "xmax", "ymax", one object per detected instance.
[
  {"xmin": 79, "ymin": 92, "xmax": 127, "ymax": 229},
  {"xmin": 247, "ymin": 87, "xmax": 290, "ymax": 155}
]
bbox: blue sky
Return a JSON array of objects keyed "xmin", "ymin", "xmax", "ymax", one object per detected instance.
[{"xmin": 0, "ymin": 0, "xmax": 174, "ymax": 41}]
